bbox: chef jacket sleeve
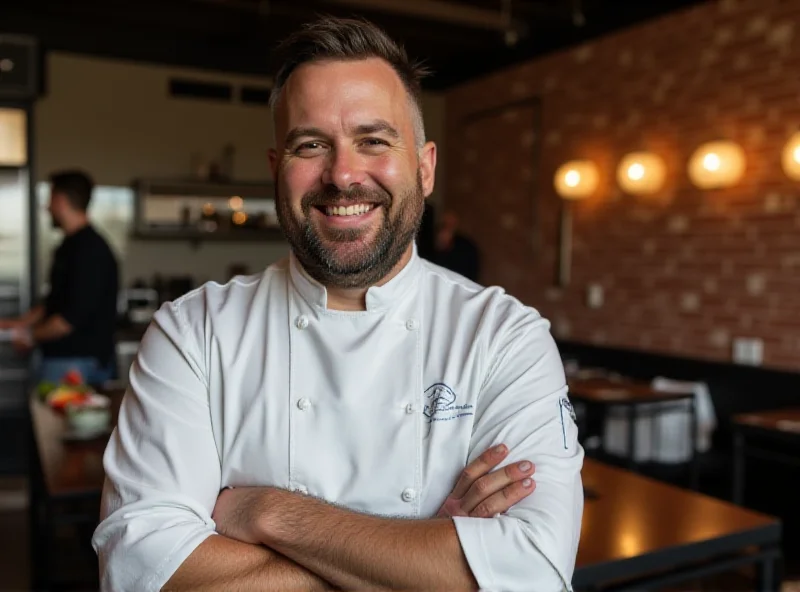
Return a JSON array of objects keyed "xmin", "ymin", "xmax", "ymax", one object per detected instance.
[
  {"xmin": 452, "ymin": 309, "xmax": 583, "ymax": 592},
  {"xmin": 91, "ymin": 300, "xmax": 221, "ymax": 591}
]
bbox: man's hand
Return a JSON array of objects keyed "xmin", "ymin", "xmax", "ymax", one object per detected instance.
[
  {"xmin": 437, "ymin": 444, "xmax": 535, "ymax": 518},
  {"xmin": 0, "ymin": 319, "xmax": 24, "ymax": 330},
  {"xmin": 11, "ymin": 327, "xmax": 33, "ymax": 354}
]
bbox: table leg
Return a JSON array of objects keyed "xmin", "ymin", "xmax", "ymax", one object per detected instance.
[
  {"xmin": 578, "ymin": 402, "xmax": 589, "ymax": 444},
  {"xmin": 689, "ymin": 397, "xmax": 699, "ymax": 490},
  {"xmin": 756, "ymin": 548, "xmax": 780, "ymax": 592},
  {"xmin": 627, "ymin": 404, "xmax": 637, "ymax": 470},
  {"xmin": 733, "ymin": 429, "xmax": 745, "ymax": 505},
  {"xmin": 28, "ymin": 414, "xmax": 45, "ymax": 591}
]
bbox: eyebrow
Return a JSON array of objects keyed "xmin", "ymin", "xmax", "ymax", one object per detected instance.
[
  {"xmin": 351, "ymin": 120, "xmax": 400, "ymax": 139},
  {"xmin": 283, "ymin": 120, "xmax": 400, "ymax": 147}
]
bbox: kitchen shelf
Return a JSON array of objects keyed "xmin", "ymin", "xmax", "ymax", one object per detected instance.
[{"xmin": 132, "ymin": 177, "xmax": 283, "ymax": 243}]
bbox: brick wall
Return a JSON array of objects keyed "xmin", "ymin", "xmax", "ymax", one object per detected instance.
[{"xmin": 444, "ymin": 0, "xmax": 800, "ymax": 371}]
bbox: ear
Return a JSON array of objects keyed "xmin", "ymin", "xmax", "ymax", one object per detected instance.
[
  {"xmin": 268, "ymin": 149, "xmax": 279, "ymax": 182},
  {"xmin": 418, "ymin": 141, "xmax": 437, "ymax": 198}
]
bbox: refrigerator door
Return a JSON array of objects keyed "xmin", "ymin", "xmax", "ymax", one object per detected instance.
[{"xmin": 0, "ymin": 164, "xmax": 32, "ymax": 473}]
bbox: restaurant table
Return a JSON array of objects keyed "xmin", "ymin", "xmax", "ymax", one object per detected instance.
[
  {"xmin": 568, "ymin": 377, "xmax": 698, "ymax": 484},
  {"xmin": 575, "ymin": 459, "xmax": 782, "ymax": 592},
  {"xmin": 732, "ymin": 407, "xmax": 800, "ymax": 506},
  {"xmin": 29, "ymin": 385, "xmax": 780, "ymax": 591},
  {"xmin": 28, "ymin": 385, "xmax": 125, "ymax": 590}
]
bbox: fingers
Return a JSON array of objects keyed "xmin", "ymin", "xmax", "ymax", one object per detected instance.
[
  {"xmin": 458, "ymin": 460, "xmax": 535, "ymax": 514},
  {"xmin": 469, "ymin": 476, "xmax": 536, "ymax": 518},
  {"xmin": 448, "ymin": 444, "xmax": 509, "ymax": 500}
]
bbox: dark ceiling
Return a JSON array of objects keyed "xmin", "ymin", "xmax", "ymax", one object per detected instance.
[{"xmin": 4, "ymin": 0, "xmax": 710, "ymax": 89}]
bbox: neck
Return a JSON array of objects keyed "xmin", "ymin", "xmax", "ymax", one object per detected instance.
[
  {"xmin": 324, "ymin": 245, "xmax": 414, "ymax": 311},
  {"xmin": 61, "ymin": 215, "xmax": 89, "ymax": 236}
]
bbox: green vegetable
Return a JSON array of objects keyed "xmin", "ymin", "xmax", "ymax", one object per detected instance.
[{"xmin": 36, "ymin": 381, "xmax": 57, "ymax": 400}]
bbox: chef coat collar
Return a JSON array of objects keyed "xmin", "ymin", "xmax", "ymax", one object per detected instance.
[{"xmin": 288, "ymin": 243, "xmax": 421, "ymax": 312}]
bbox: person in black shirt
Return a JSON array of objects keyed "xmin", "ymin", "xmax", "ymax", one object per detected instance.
[
  {"xmin": 0, "ymin": 170, "xmax": 119, "ymax": 384},
  {"xmin": 431, "ymin": 210, "xmax": 480, "ymax": 282}
]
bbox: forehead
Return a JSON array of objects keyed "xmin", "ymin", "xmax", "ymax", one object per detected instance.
[{"xmin": 276, "ymin": 58, "xmax": 413, "ymax": 135}]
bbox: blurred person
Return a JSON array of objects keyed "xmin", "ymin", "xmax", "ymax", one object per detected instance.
[
  {"xmin": 0, "ymin": 170, "xmax": 119, "ymax": 385},
  {"xmin": 433, "ymin": 209, "xmax": 480, "ymax": 282},
  {"xmin": 416, "ymin": 201, "xmax": 437, "ymax": 260},
  {"xmin": 93, "ymin": 17, "xmax": 583, "ymax": 592}
]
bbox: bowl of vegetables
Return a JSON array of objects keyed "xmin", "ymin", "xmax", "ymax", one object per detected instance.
[
  {"xmin": 36, "ymin": 369, "xmax": 112, "ymax": 435},
  {"xmin": 65, "ymin": 394, "xmax": 112, "ymax": 435}
]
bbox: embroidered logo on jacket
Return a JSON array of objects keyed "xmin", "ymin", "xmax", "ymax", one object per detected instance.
[
  {"xmin": 560, "ymin": 396, "xmax": 577, "ymax": 422},
  {"xmin": 423, "ymin": 383, "xmax": 474, "ymax": 423},
  {"xmin": 559, "ymin": 396, "xmax": 577, "ymax": 450}
]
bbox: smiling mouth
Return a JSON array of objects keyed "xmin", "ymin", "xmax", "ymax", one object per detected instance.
[{"xmin": 315, "ymin": 203, "xmax": 378, "ymax": 217}]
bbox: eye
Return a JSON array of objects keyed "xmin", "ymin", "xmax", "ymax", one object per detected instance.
[
  {"xmin": 360, "ymin": 138, "xmax": 391, "ymax": 152},
  {"xmin": 294, "ymin": 141, "xmax": 326, "ymax": 156}
]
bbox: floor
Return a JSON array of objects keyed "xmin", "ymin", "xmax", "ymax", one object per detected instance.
[{"xmin": 0, "ymin": 477, "xmax": 31, "ymax": 591}]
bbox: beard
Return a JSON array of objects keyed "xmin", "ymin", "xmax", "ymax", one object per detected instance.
[{"xmin": 276, "ymin": 171, "xmax": 425, "ymax": 289}]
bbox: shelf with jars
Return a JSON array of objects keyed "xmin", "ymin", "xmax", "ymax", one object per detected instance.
[{"xmin": 131, "ymin": 178, "xmax": 284, "ymax": 242}]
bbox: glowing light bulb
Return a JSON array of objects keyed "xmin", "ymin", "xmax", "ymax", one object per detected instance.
[
  {"xmin": 703, "ymin": 153, "xmax": 721, "ymax": 171},
  {"xmin": 689, "ymin": 141, "xmax": 745, "ymax": 189},
  {"xmin": 627, "ymin": 163, "xmax": 645, "ymax": 180},
  {"xmin": 617, "ymin": 152, "xmax": 666, "ymax": 196},
  {"xmin": 565, "ymin": 170, "xmax": 581, "ymax": 187},
  {"xmin": 555, "ymin": 160, "xmax": 598, "ymax": 199}
]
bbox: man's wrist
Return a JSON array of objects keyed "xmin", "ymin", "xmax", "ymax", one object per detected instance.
[{"xmin": 253, "ymin": 487, "xmax": 284, "ymax": 546}]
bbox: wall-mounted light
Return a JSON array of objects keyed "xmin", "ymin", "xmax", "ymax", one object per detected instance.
[
  {"xmin": 0, "ymin": 108, "xmax": 27, "ymax": 166},
  {"xmin": 782, "ymin": 132, "xmax": 800, "ymax": 181},
  {"xmin": 554, "ymin": 160, "xmax": 599, "ymax": 200},
  {"xmin": 554, "ymin": 159, "xmax": 598, "ymax": 288},
  {"xmin": 688, "ymin": 140, "xmax": 745, "ymax": 189},
  {"xmin": 617, "ymin": 151, "xmax": 666, "ymax": 195}
]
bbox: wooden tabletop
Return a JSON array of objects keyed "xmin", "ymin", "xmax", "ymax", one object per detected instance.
[
  {"xmin": 568, "ymin": 377, "xmax": 694, "ymax": 404},
  {"xmin": 733, "ymin": 407, "xmax": 800, "ymax": 435},
  {"xmin": 577, "ymin": 459, "xmax": 779, "ymax": 577},
  {"xmin": 29, "ymin": 388, "xmax": 125, "ymax": 499}
]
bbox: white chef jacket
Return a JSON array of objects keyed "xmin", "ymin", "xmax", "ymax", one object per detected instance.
[{"xmin": 92, "ymin": 247, "xmax": 584, "ymax": 592}]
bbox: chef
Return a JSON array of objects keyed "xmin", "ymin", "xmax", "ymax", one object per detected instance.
[{"xmin": 93, "ymin": 16, "xmax": 583, "ymax": 592}]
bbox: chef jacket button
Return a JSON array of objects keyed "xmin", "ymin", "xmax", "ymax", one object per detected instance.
[
  {"xmin": 294, "ymin": 484, "xmax": 308, "ymax": 494},
  {"xmin": 295, "ymin": 315, "xmax": 309, "ymax": 330},
  {"xmin": 401, "ymin": 488, "xmax": 416, "ymax": 503},
  {"xmin": 405, "ymin": 403, "xmax": 416, "ymax": 414},
  {"xmin": 297, "ymin": 398, "xmax": 312, "ymax": 411},
  {"xmin": 405, "ymin": 319, "xmax": 418, "ymax": 331}
]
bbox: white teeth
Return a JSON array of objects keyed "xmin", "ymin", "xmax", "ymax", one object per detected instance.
[{"xmin": 325, "ymin": 204, "xmax": 374, "ymax": 217}]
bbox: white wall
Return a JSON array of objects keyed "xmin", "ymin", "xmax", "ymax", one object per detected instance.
[
  {"xmin": 34, "ymin": 53, "xmax": 447, "ymax": 287},
  {"xmin": 36, "ymin": 53, "xmax": 277, "ymax": 185}
]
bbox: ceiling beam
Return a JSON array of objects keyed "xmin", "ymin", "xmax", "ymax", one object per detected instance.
[{"xmin": 319, "ymin": 0, "xmax": 524, "ymax": 32}]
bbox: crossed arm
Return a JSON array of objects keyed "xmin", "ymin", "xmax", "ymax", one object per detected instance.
[
  {"xmin": 95, "ymin": 302, "xmax": 582, "ymax": 592},
  {"xmin": 164, "ymin": 445, "xmax": 536, "ymax": 591}
]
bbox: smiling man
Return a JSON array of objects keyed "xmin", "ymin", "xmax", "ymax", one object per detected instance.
[{"xmin": 93, "ymin": 17, "xmax": 583, "ymax": 592}]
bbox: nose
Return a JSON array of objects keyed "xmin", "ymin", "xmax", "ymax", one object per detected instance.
[{"xmin": 321, "ymin": 147, "xmax": 367, "ymax": 190}]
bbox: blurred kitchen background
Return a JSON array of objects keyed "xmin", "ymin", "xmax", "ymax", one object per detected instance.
[{"xmin": 3, "ymin": 0, "xmax": 800, "ymax": 590}]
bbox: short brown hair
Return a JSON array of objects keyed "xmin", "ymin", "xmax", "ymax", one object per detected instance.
[
  {"xmin": 49, "ymin": 170, "xmax": 94, "ymax": 212},
  {"xmin": 270, "ymin": 17, "xmax": 430, "ymax": 147}
]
